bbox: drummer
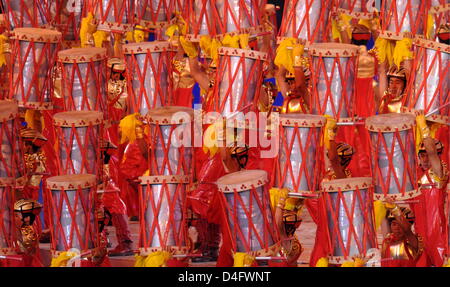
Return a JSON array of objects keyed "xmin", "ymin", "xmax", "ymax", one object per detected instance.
[{"xmin": 378, "ymin": 64, "xmax": 409, "ymax": 114}]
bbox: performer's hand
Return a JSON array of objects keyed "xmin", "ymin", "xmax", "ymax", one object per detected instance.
[
  {"xmin": 383, "ymin": 197, "xmax": 396, "ymax": 209},
  {"xmin": 416, "ymin": 113, "xmax": 430, "ymax": 139}
]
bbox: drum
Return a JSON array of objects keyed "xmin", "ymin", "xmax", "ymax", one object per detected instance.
[
  {"xmin": 0, "ymin": 0, "xmax": 52, "ymax": 30},
  {"xmin": 57, "ymin": 47, "xmax": 108, "ymax": 113},
  {"xmin": 209, "ymin": 47, "xmax": 267, "ymax": 117},
  {"xmin": 123, "ymin": 41, "xmax": 172, "ymax": 115},
  {"xmin": 53, "ymin": 111, "xmax": 103, "ymax": 177},
  {"xmin": 10, "ymin": 28, "xmax": 62, "ymax": 110},
  {"xmin": 0, "ymin": 101, "xmax": 24, "ymax": 179},
  {"xmin": 137, "ymin": 175, "xmax": 190, "ymax": 256},
  {"xmin": 0, "ymin": 177, "xmax": 15, "ymax": 256},
  {"xmin": 46, "ymin": 174, "xmax": 98, "ymax": 256},
  {"xmin": 217, "ymin": 170, "xmax": 280, "ymax": 256},
  {"xmin": 146, "ymin": 106, "xmax": 193, "ymax": 176},
  {"xmin": 214, "ymin": 0, "xmax": 264, "ymax": 34},
  {"xmin": 380, "ymin": 0, "xmax": 426, "ymax": 37},
  {"xmin": 309, "ymin": 43, "xmax": 359, "ymax": 121},
  {"xmin": 186, "ymin": 0, "xmax": 216, "ymax": 39},
  {"xmin": 133, "ymin": 0, "xmax": 175, "ymax": 28},
  {"xmin": 321, "ymin": 177, "xmax": 376, "ymax": 264},
  {"xmin": 53, "ymin": 0, "xmax": 86, "ymax": 42},
  {"xmin": 366, "ymin": 113, "xmax": 418, "ymax": 200},
  {"xmin": 278, "ymin": 0, "xmax": 331, "ymax": 42},
  {"xmin": 275, "ymin": 114, "xmax": 325, "ymax": 193},
  {"xmin": 409, "ymin": 38, "xmax": 449, "ymax": 117}
]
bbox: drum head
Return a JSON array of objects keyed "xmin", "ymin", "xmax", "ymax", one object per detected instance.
[
  {"xmin": 58, "ymin": 47, "xmax": 107, "ymax": 63},
  {"xmin": 12, "ymin": 28, "xmax": 62, "ymax": 43},
  {"xmin": 309, "ymin": 43, "xmax": 359, "ymax": 57},
  {"xmin": 366, "ymin": 113, "xmax": 415, "ymax": 132},
  {"xmin": 321, "ymin": 177, "xmax": 372, "ymax": 192},
  {"xmin": 123, "ymin": 41, "xmax": 171, "ymax": 54},
  {"xmin": 217, "ymin": 170, "xmax": 268, "ymax": 193},
  {"xmin": 146, "ymin": 106, "xmax": 194, "ymax": 124},
  {"xmin": 46, "ymin": 174, "xmax": 96, "ymax": 190},
  {"xmin": 53, "ymin": 111, "xmax": 103, "ymax": 127}
]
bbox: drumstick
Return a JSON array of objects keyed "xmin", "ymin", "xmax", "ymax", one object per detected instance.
[
  {"xmin": 0, "ymin": 255, "xmax": 23, "ymax": 261},
  {"xmin": 393, "ymin": 200, "xmax": 420, "ymax": 204},
  {"xmin": 288, "ymin": 192, "xmax": 320, "ymax": 199},
  {"xmin": 336, "ymin": 121, "xmax": 366, "ymax": 126},
  {"xmin": 425, "ymin": 102, "xmax": 450, "ymax": 118}
]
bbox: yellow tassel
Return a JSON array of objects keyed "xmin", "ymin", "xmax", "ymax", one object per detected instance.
[
  {"xmin": 119, "ymin": 113, "xmax": 143, "ymax": 144},
  {"xmin": 222, "ymin": 34, "xmax": 240, "ymax": 48},
  {"xmin": 374, "ymin": 37, "xmax": 395, "ymax": 66},
  {"xmin": 165, "ymin": 24, "xmax": 179, "ymax": 39},
  {"xmin": 354, "ymin": 258, "xmax": 365, "ymax": 267},
  {"xmin": 113, "ymin": 33, "xmax": 123, "ymax": 57},
  {"xmin": 134, "ymin": 254, "xmax": 146, "ymax": 267},
  {"xmin": 50, "ymin": 251, "xmax": 78, "ymax": 267},
  {"xmin": 0, "ymin": 34, "xmax": 8, "ymax": 67},
  {"xmin": 93, "ymin": 30, "xmax": 108, "ymax": 48},
  {"xmin": 316, "ymin": 257, "xmax": 329, "ymax": 267},
  {"xmin": 393, "ymin": 37, "xmax": 413, "ymax": 68},
  {"xmin": 358, "ymin": 18, "xmax": 372, "ymax": 30},
  {"xmin": 80, "ymin": 12, "xmax": 96, "ymax": 48},
  {"xmin": 125, "ymin": 31, "xmax": 134, "ymax": 42},
  {"xmin": 373, "ymin": 200, "xmax": 387, "ymax": 231},
  {"xmin": 143, "ymin": 251, "xmax": 172, "ymax": 267},
  {"xmin": 341, "ymin": 260, "xmax": 355, "ymax": 267},
  {"xmin": 233, "ymin": 252, "xmax": 255, "ymax": 267},
  {"xmin": 426, "ymin": 14, "xmax": 435, "ymax": 40},
  {"xmin": 415, "ymin": 114, "xmax": 427, "ymax": 153},
  {"xmin": 239, "ymin": 34, "xmax": 249, "ymax": 49},
  {"xmin": 134, "ymin": 25, "xmax": 146, "ymax": 43},
  {"xmin": 332, "ymin": 13, "xmax": 353, "ymax": 41},
  {"xmin": 199, "ymin": 35, "xmax": 212, "ymax": 58},
  {"xmin": 179, "ymin": 36, "xmax": 198, "ymax": 58},
  {"xmin": 274, "ymin": 37, "xmax": 297, "ymax": 74},
  {"xmin": 323, "ymin": 115, "xmax": 336, "ymax": 151},
  {"xmin": 331, "ymin": 19, "xmax": 341, "ymax": 41},
  {"xmin": 210, "ymin": 38, "xmax": 221, "ymax": 66}
]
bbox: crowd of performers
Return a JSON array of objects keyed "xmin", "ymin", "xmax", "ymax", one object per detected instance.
[{"xmin": 0, "ymin": 0, "xmax": 448, "ymax": 267}]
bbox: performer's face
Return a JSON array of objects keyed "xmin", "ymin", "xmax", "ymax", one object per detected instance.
[
  {"xmin": 418, "ymin": 152, "xmax": 431, "ymax": 170},
  {"xmin": 388, "ymin": 77, "xmax": 405, "ymax": 97},
  {"xmin": 135, "ymin": 124, "xmax": 144, "ymax": 139},
  {"xmin": 390, "ymin": 220, "xmax": 404, "ymax": 239}
]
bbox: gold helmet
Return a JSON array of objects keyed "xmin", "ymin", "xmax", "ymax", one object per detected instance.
[
  {"xmin": 14, "ymin": 199, "xmax": 42, "ymax": 215},
  {"xmin": 437, "ymin": 23, "xmax": 450, "ymax": 44},
  {"xmin": 418, "ymin": 138, "xmax": 444, "ymax": 154},
  {"xmin": 387, "ymin": 65, "xmax": 407, "ymax": 80},
  {"xmin": 387, "ymin": 206, "xmax": 415, "ymax": 224},
  {"xmin": 20, "ymin": 128, "xmax": 47, "ymax": 147},
  {"xmin": 336, "ymin": 142, "xmax": 354, "ymax": 167},
  {"xmin": 107, "ymin": 58, "xmax": 125, "ymax": 72}
]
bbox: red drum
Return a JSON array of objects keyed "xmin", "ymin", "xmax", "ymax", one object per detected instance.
[
  {"xmin": 208, "ymin": 47, "xmax": 267, "ymax": 117},
  {"xmin": 0, "ymin": 101, "xmax": 24, "ymax": 179},
  {"xmin": 408, "ymin": 38, "xmax": 449, "ymax": 117},
  {"xmin": 46, "ymin": 174, "xmax": 99, "ymax": 260},
  {"xmin": 427, "ymin": 2, "xmax": 450, "ymax": 41},
  {"xmin": 0, "ymin": 177, "xmax": 16, "ymax": 257},
  {"xmin": 214, "ymin": 0, "xmax": 264, "ymax": 35},
  {"xmin": 146, "ymin": 106, "xmax": 193, "ymax": 176},
  {"xmin": 10, "ymin": 28, "xmax": 61, "ymax": 110},
  {"xmin": 91, "ymin": 0, "xmax": 133, "ymax": 32},
  {"xmin": 57, "ymin": 47, "xmax": 108, "ymax": 113},
  {"xmin": 132, "ymin": 0, "xmax": 176, "ymax": 29},
  {"xmin": 53, "ymin": 111, "xmax": 103, "ymax": 177},
  {"xmin": 186, "ymin": 0, "xmax": 216, "ymax": 39},
  {"xmin": 380, "ymin": 0, "xmax": 427, "ymax": 38},
  {"xmin": 217, "ymin": 170, "xmax": 280, "ymax": 257},
  {"xmin": 309, "ymin": 43, "xmax": 359, "ymax": 121},
  {"xmin": 123, "ymin": 41, "xmax": 173, "ymax": 115},
  {"xmin": 275, "ymin": 114, "xmax": 325, "ymax": 193},
  {"xmin": 0, "ymin": 0, "xmax": 53, "ymax": 30},
  {"xmin": 137, "ymin": 175, "xmax": 190, "ymax": 258},
  {"xmin": 53, "ymin": 0, "xmax": 87, "ymax": 42},
  {"xmin": 321, "ymin": 177, "xmax": 376, "ymax": 264},
  {"xmin": 366, "ymin": 113, "xmax": 418, "ymax": 200},
  {"xmin": 278, "ymin": 0, "xmax": 331, "ymax": 42}
]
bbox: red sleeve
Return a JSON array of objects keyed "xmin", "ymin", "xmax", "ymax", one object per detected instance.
[{"xmin": 118, "ymin": 143, "xmax": 147, "ymax": 180}]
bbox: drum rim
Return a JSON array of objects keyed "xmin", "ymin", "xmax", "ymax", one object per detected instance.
[
  {"xmin": 12, "ymin": 27, "xmax": 62, "ymax": 43},
  {"xmin": 279, "ymin": 114, "xmax": 326, "ymax": 127},
  {"xmin": 309, "ymin": 42, "xmax": 359, "ymax": 57},
  {"xmin": 46, "ymin": 174, "xmax": 96, "ymax": 190},
  {"xmin": 123, "ymin": 40, "xmax": 171, "ymax": 54},
  {"xmin": 217, "ymin": 169, "xmax": 268, "ymax": 193},
  {"xmin": 218, "ymin": 46, "xmax": 268, "ymax": 61},
  {"xmin": 58, "ymin": 47, "xmax": 107, "ymax": 63},
  {"xmin": 0, "ymin": 100, "xmax": 18, "ymax": 121},
  {"xmin": 53, "ymin": 111, "xmax": 103, "ymax": 127},
  {"xmin": 146, "ymin": 106, "xmax": 194, "ymax": 124},
  {"xmin": 321, "ymin": 177, "xmax": 372, "ymax": 192},
  {"xmin": 413, "ymin": 37, "xmax": 450, "ymax": 54},
  {"xmin": 139, "ymin": 174, "xmax": 191, "ymax": 184},
  {"xmin": 365, "ymin": 113, "xmax": 415, "ymax": 132}
]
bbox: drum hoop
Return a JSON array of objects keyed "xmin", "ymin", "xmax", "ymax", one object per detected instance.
[
  {"xmin": 328, "ymin": 255, "xmax": 372, "ymax": 265},
  {"xmin": 373, "ymin": 189, "xmax": 420, "ymax": 201},
  {"xmin": 58, "ymin": 47, "xmax": 108, "ymax": 63},
  {"xmin": 12, "ymin": 28, "xmax": 62, "ymax": 43},
  {"xmin": 0, "ymin": 101, "xmax": 18, "ymax": 120},
  {"xmin": 53, "ymin": 111, "xmax": 103, "ymax": 127},
  {"xmin": 335, "ymin": 8, "xmax": 374, "ymax": 20},
  {"xmin": 97, "ymin": 21, "xmax": 133, "ymax": 32},
  {"xmin": 309, "ymin": 43, "xmax": 359, "ymax": 57},
  {"xmin": 413, "ymin": 37, "xmax": 450, "ymax": 54},
  {"xmin": 46, "ymin": 174, "xmax": 97, "ymax": 190},
  {"xmin": 401, "ymin": 107, "xmax": 450, "ymax": 125},
  {"xmin": 218, "ymin": 47, "xmax": 268, "ymax": 61},
  {"xmin": 146, "ymin": 106, "xmax": 194, "ymax": 124},
  {"xmin": 377, "ymin": 30, "xmax": 412, "ymax": 41},
  {"xmin": 321, "ymin": 177, "xmax": 373, "ymax": 192},
  {"xmin": 243, "ymin": 242, "xmax": 282, "ymax": 258},
  {"xmin": 365, "ymin": 114, "xmax": 415, "ymax": 132},
  {"xmin": 214, "ymin": 24, "xmax": 267, "ymax": 41},
  {"xmin": 139, "ymin": 175, "xmax": 191, "ymax": 184},
  {"xmin": 217, "ymin": 170, "xmax": 268, "ymax": 193},
  {"xmin": 18, "ymin": 101, "xmax": 53, "ymax": 110},
  {"xmin": 139, "ymin": 246, "xmax": 189, "ymax": 256},
  {"xmin": 138, "ymin": 19, "xmax": 169, "ymax": 29},
  {"xmin": 429, "ymin": 3, "xmax": 450, "ymax": 14},
  {"xmin": 123, "ymin": 41, "xmax": 171, "ymax": 54},
  {"xmin": 0, "ymin": 177, "xmax": 15, "ymax": 187},
  {"xmin": 279, "ymin": 114, "xmax": 326, "ymax": 127}
]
